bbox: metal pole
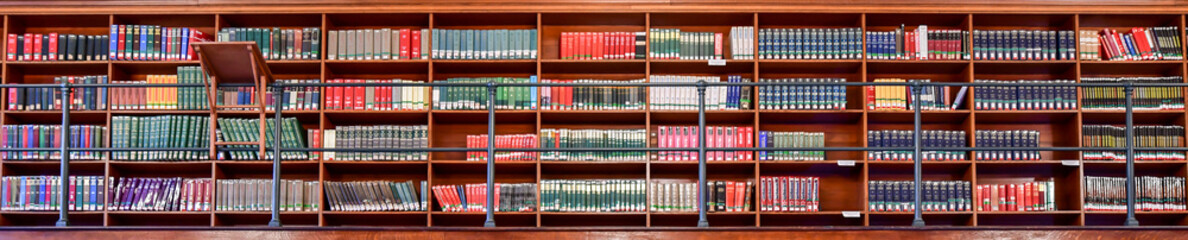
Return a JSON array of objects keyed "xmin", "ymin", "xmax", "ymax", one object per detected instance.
[
  {"xmin": 1123, "ymin": 82, "xmax": 1139, "ymax": 226},
  {"xmin": 268, "ymin": 85, "xmax": 283, "ymax": 227},
  {"xmin": 484, "ymin": 81, "xmax": 496, "ymax": 227},
  {"xmin": 696, "ymin": 81, "xmax": 708, "ymax": 228},
  {"xmin": 910, "ymin": 81, "xmax": 925, "ymax": 227},
  {"xmin": 55, "ymin": 83, "xmax": 72, "ymax": 227}
]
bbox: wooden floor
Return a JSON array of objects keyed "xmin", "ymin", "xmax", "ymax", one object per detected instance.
[{"xmin": 4, "ymin": 227, "xmax": 1188, "ymax": 240}]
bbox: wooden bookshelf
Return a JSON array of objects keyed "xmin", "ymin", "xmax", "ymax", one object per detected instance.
[{"xmin": 0, "ymin": 8, "xmax": 1186, "ymax": 229}]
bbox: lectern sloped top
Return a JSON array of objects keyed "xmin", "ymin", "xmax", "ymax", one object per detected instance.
[{"xmin": 192, "ymin": 42, "xmax": 273, "ymax": 85}]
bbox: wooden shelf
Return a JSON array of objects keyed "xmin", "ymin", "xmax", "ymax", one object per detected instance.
[{"xmin": 0, "ymin": 9, "xmax": 1186, "ymax": 229}]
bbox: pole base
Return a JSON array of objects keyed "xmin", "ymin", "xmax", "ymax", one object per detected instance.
[
  {"xmin": 697, "ymin": 220, "xmax": 709, "ymax": 228},
  {"xmin": 55, "ymin": 220, "xmax": 69, "ymax": 227},
  {"xmin": 268, "ymin": 219, "xmax": 283, "ymax": 227},
  {"xmin": 484, "ymin": 220, "xmax": 496, "ymax": 227},
  {"xmin": 1125, "ymin": 218, "xmax": 1140, "ymax": 226},
  {"xmin": 911, "ymin": 219, "xmax": 926, "ymax": 227}
]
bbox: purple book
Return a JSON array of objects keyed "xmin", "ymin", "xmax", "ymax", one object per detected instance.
[{"xmin": 117, "ymin": 178, "xmax": 133, "ymax": 211}]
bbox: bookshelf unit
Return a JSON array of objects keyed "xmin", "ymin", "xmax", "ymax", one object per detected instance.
[{"xmin": 0, "ymin": 9, "xmax": 1186, "ymax": 229}]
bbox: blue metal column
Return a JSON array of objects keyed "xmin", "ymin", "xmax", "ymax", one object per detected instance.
[
  {"xmin": 697, "ymin": 81, "xmax": 708, "ymax": 228},
  {"xmin": 1123, "ymin": 83, "xmax": 1138, "ymax": 226},
  {"xmin": 910, "ymin": 81, "xmax": 925, "ymax": 227},
  {"xmin": 269, "ymin": 84, "xmax": 284, "ymax": 227},
  {"xmin": 484, "ymin": 81, "xmax": 497, "ymax": 227},
  {"xmin": 55, "ymin": 83, "xmax": 72, "ymax": 227}
]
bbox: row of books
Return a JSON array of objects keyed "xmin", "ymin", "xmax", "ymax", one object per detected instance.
[
  {"xmin": 973, "ymin": 130, "xmax": 1041, "ymax": 161},
  {"xmin": 648, "ymin": 28, "xmax": 726, "ymax": 60},
  {"xmin": 648, "ymin": 182, "xmax": 700, "ymax": 212},
  {"xmin": 6, "ymin": 33, "xmax": 108, "ymax": 61},
  {"xmin": 215, "ymin": 179, "xmax": 319, "ymax": 212},
  {"xmin": 322, "ymin": 125, "xmax": 428, "ymax": 161},
  {"xmin": 559, "ymin": 32, "xmax": 645, "ymax": 60},
  {"xmin": 324, "ymin": 78, "xmax": 428, "ymax": 111},
  {"xmin": 759, "ymin": 176, "xmax": 817, "ymax": 212},
  {"xmin": 1082, "ymin": 27, "xmax": 1184, "ymax": 61},
  {"xmin": 1081, "ymin": 125, "xmax": 1186, "ymax": 161},
  {"xmin": 866, "ymin": 26, "xmax": 968, "ymax": 60},
  {"xmin": 430, "ymin": 29, "xmax": 537, "ymax": 60},
  {"xmin": 326, "ymin": 28, "xmax": 428, "ymax": 60},
  {"xmin": 216, "ymin": 27, "xmax": 322, "ymax": 60},
  {"xmin": 758, "ymin": 28, "xmax": 863, "ymax": 60},
  {"xmin": 324, "ymin": 180, "xmax": 427, "ymax": 212},
  {"xmin": 758, "ymin": 131, "xmax": 825, "ymax": 161},
  {"xmin": 110, "ymin": 115, "xmax": 209, "ymax": 161},
  {"xmin": 215, "ymin": 85, "xmax": 256, "ymax": 109},
  {"xmin": 539, "ymin": 128, "xmax": 648, "ymax": 162},
  {"xmin": 540, "ymin": 79, "xmax": 647, "ymax": 110},
  {"xmin": 433, "ymin": 183, "xmax": 537, "ymax": 212},
  {"xmin": 975, "ymin": 180, "xmax": 1056, "ymax": 212},
  {"xmin": 868, "ymin": 79, "xmax": 960, "ymax": 111},
  {"xmin": 974, "ymin": 80, "xmax": 1077, "ymax": 110},
  {"xmin": 869, "ymin": 180, "xmax": 972, "ymax": 212},
  {"xmin": 265, "ymin": 79, "xmax": 321, "ymax": 111},
  {"xmin": 729, "ymin": 27, "xmax": 755, "ymax": 60},
  {"xmin": 1081, "ymin": 76, "xmax": 1185, "ymax": 111},
  {"xmin": 868, "ymin": 130, "xmax": 968, "ymax": 161},
  {"xmin": 649, "ymin": 75, "xmax": 751, "ymax": 111},
  {"xmin": 971, "ymin": 30, "xmax": 1076, "ymax": 60},
  {"xmin": 116, "ymin": 75, "xmax": 185, "ymax": 110},
  {"xmin": 466, "ymin": 134, "xmax": 537, "ymax": 161},
  {"xmin": 757, "ymin": 78, "xmax": 844, "ymax": 110},
  {"xmin": 108, "ymin": 177, "xmax": 212, "ymax": 211},
  {"xmin": 655, "ymin": 126, "xmax": 754, "ymax": 161},
  {"xmin": 7, "ymin": 75, "xmax": 108, "ymax": 111},
  {"xmin": 1, "ymin": 125, "xmax": 106, "ymax": 160},
  {"xmin": 1084, "ymin": 176, "xmax": 1185, "ymax": 211},
  {"xmin": 540, "ymin": 179, "xmax": 645, "ymax": 212},
  {"xmin": 109, "ymin": 25, "xmax": 212, "ymax": 61},
  {"xmin": 649, "ymin": 180, "xmax": 753, "ymax": 212},
  {"xmin": 432, "ymin": 77, "xmax": 538, "ymax": 110},
  {"xmin": 112, "ymin": 66, "xmax": 208, "ymax": 110},
  {"xmin": 216, "ymin": 117, "xmax": 308, "ymax": 161},
  {"xmin": 0, "ymin": 176, "xmax": 105, "ymax": 211}
]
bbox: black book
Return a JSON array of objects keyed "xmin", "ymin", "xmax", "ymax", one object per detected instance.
[
  {"xmin": 14, "ymin": 35, "xmax": 23, "ymax": 61},
  {"xmin": 40, "ymin": 34, "xmax": 50, "ymax": 60}
]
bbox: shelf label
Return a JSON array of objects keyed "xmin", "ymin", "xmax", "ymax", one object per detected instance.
[
  {"xmin": 708, "ymin": 60, "xmax": 726, "ymax": 66},
  {"xmin": 842, "ymin": 211, "xmax": 861, "ymax": 218},
  {"xmin": 1061, "ymin": 160, "xmax": 1080, "ymax": 166},
  {"xmin": 837, "ymin": 160, "xmax": 856, "ymax": 167}
]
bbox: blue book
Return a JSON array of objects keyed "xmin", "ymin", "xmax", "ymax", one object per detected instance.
[
  {"xmin": 529, "ymin": 75, "xmax": 537, "ymax": 110},
  {"xmin": 109, "ymin": 25, "xmax": 118, "ymax": 60},
  {"xmin": 758, "ymin": 131, "xmax": 768, "ymax": 160},
  {"xmin": 139, "ymin": 25, "xmax": 148, "ymax": 61}
]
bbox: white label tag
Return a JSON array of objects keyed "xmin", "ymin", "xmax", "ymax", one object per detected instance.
[
  {"xmin": 708, "ymin": 60, "xmax": 726, "ymax": 66},
  {"xmin": 837, "ymin": 160, "xmax": 856, "ymax": 167},
  {"xmin": 842, "ymin": 211, "xmax": 861, "ymax": 218},
  {"xmin": 1061, "ymin": 160, "xmax": 1080, "ymax": 166}
]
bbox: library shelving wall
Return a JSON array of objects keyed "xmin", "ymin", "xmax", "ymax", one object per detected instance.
[{"xmin": 0, "ymin": 12, "xmax": 1185, "ymax": 228}]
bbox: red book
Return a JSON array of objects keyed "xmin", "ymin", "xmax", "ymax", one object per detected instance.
[
  {"xmin": 625, "ymin": 32, "xmax": 635, "ymax": 59},
  {"xmin": 494, "ymin": 183, "xmax": 501, "ymax": 212},
  {"xmin": 596, "ymin": 32, "xmax": 605, "ymax": 60},
  {"xmin": 411, "ymin": 30, "xmax": 422, "ymax": 60},
  {"xmin": 560, "ymin": 32, "xmax": 570, "ymax": 59},
  {"xmin": 32, "ymin": 34, "xmax": 42, "ymax": 61},
  {"xmin": 342, "ymin": 79, "xmax": 354, "ymax": 110},
  {"xmin": 431, "ymin": 186, "xmax": 447, "ymax": 211},
  {"xmin": 7, "ymin": 88, "xmax": 17, "ymax": 110},
  {"xmin": 399, "ymin": 29, "xmax": 411, "ymax": 59},
  {"xmin": 581, "ymin": 32, "xmax": 591, "ymax": 60},
  {"xmin": 722, "ymin": 180, "xmax": 731, "ymax": 211},
  {"xmin": 714, "ymin": 32, "xmax": 723, "ymax": 60},
  {"xmin": 47, "ymin": 33, "xmax": 58, "ymax": 61},
  {"xmin": 352, "ymin": 79, "xmax": 364, "ymax": 110},
  {"xmin": 22, "ymin": 33, "xmax": 32, "ymax": 61},
  {"xmin": 865, "ymin": 86, "xmax": 875, "ymax": 110},
  {"xmin": 6, "ymin": 33, "xmax": 16, "ymax": 61}
]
